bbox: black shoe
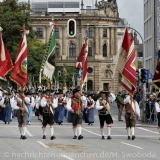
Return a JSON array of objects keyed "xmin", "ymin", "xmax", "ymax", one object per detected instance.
[
  {"xmin": 128, "ymin": 136, "xmax": 131, "ymax": 140},
  {"xmin": 22, "ymin": 136, "xmax": 27, "ymax": 140},
  {"xmin": 73, "ymin": 135, "xmax": 77, "ymax": 139},
  {"xmin": 78, "ymin": 135, "xmax": 83, "ymax": 140},
  {"xmin": 132, "ymin": 135, "xmax": 136, "ymax": 140},
  {"xmin": 43, "ymin": 135, "xmax": 46, "ymax": 139},
  {"xmin": 107, "ymin": 136, "xmax": 112, "ymax": 140},
  {"xmin": 20, "ymin": 135, "xmax": 23, "ymax": 139},
  {"xmin": 102, "ymin": 136, "xmax": 105, "ymax": 139},
  {"xmin": 51, "ymin": 136, "xmax": 56, "ymax": 140}
]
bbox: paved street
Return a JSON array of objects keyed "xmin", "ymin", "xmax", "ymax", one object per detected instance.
[{"xmin": 0, "ymin": 102, "xmax": 159, "ymax": 160}]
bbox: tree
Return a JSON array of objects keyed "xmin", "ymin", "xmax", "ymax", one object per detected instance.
[{"xmin": 0, "ymin": 0, "xmax": 46, "ymax": 84}]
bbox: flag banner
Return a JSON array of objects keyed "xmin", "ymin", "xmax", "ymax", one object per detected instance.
[
  {"xmin": 10, "ymin": 30, "xmax": 29, "ymax": 89},
  {"xmin": 76, "ymin": 38, "xmax": 88, "ymax": 88},
  {"xmin": 117, "ymin": 28, "xmax": 131, "ymax": 74},
  {"xmin": 41, "ymin": 23, "xmax": 56, "ymax": 82},
  {"xmin": 0, "ymin": 27, "xmax": 13, "ymax": 80},
  {"xmin": 152, "ymin": 53, "xmax": 160, "ymax": 88},
  {"xmin": 120, "ymin": 32, "xmax": 137, "ymax": 96}
]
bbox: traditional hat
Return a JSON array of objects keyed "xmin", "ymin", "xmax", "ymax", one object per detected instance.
[
  {"xmin": 99, "ymin": 90, "xmax": 110, "ymax": 96},
  {"xmin": 73, "ymin": 86, "xmax": 81, "ymax": 95}
]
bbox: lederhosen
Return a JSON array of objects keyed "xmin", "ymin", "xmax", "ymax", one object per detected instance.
[
  {"xmin": 98, "ymin": 98, "xmax": 113, "ymax": 127},
  {"xmin": 42, "ymin": 96, "xmax": 54, "ymax": 126},
  {"xmin": 125, "ymin": 100, "xmax": 136, "ymax": 128},
  {"xmin": 71, "ymin": 97, "xmax": 83, "ymax": 126},
  {"xmin": 17, "ymin": 97, "xmax": 28, "ymax": 125}
]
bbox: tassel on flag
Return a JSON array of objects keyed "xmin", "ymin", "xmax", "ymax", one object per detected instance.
[
  {"xmin": 0, "ymin": 27, "xmax": 13, "ymax": 80},
  {"xmin": 10, "ymin": 30, "xmax": 29, "ymax": 89}
]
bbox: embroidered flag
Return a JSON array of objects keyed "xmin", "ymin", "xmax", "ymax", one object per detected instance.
[
  {"xmin": 10, "ymin": 30, "xmax": 29, "ymax": 89},
  {"xmin": 152, "ymin": 49, "xmax": 160, "ymax": 88},
  {"xmin": 40, "ymin": 22, "xmax": 56, "ymax": 82},
  {"xmin": 0, "ymin": 27, "xmax": 13, "ymax": 80},
  {"xmin": 117, "ymin": 28, "xmax": 131, "ymax": 74},
  {"xmin": 76, "ymin": 38, "xmax": 88, "ymax": 88},
  {"xmin": 120, "ymin": 32, "xmax": 137, "ymax": 96}
]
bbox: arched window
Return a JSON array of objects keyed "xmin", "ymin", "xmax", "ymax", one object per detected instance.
[
  {"xmin": 88, "ymin": 47, "xmax": 92, "ymax": 56},
  {"xmin": 55, "ymin": 44, "xmax": 60, "ymax": 58},
  {"xmin": 103, "ymin": 44, "xmax": 107, "ymax": 57},
  {"xmin": 69, "ymin": 43, "xmax": 76, "ymax": 57},
  {"xmin": 88, "ymin": 28, "xmax": 92, "ymax": 38},
  {"xmin": 87, "ymin": 80, "xmax": 93, "ymax": 91}
]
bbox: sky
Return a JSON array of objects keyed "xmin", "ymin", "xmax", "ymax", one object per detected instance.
[
  {"xmin": 117, "ymin": 0, "xmax": 144, "ymax": 42},
  {"xmin": 0, "ymin": 0, "xmax": 144, "ymax": 42}
]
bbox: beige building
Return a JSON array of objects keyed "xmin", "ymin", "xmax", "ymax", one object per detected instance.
[{"xmin": 31, "ymin": 0, "xmax": 120, "ymax": 93}]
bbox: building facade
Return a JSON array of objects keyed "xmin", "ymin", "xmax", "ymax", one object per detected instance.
[
  {"xmin": 144, "ymin": 0, "xmax": 156, "ymax": 75},
  {"xmin": 31, "ymin": 0, "xmax": 120, "ymax": 93}
]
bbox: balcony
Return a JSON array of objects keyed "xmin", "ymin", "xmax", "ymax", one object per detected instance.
[{"xmin": 81, "ymin": 9, "xmax": 98, "ymax": 16}]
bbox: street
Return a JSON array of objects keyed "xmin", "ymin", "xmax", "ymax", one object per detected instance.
[{"xmin": 0, "ymin": 102, "xmax": 159, "ymax": 160}]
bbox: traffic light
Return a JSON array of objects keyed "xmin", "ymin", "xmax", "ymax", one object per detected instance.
[
  {"xmin": 140, "ymin": 68, "xmax": 146, "ymax": 83},
  {"xmin": 67, "ymin": 19, "xmax": 76, "ymax": 37}
]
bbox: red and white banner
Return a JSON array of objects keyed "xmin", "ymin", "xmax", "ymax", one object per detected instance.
[
  {"xmin": 117, "ymin": 28, "xmax": 131, "ymax": 74},
  {"xmin": 10, "ymin": 30, "xmax": 29, "ymax": 89},
  {"xmin": 76, "ymin": 41, "xmax": 88, "ymax": 88},
  {"xmin": 0, "ymin": 27, "xmax": 13, "ymax": 80},
  {"xmin": 120, "ymin": 32, "xmax": 137, "ymax": 96}
]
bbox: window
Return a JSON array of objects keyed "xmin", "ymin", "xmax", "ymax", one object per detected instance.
[
  {"xmin": 48, "ymin": 2, "xmax": 63, "ymax": 8},
  {"xmin": 69, "ymin": 43, "xmax": 76, "ymax": 57},
  {"xmin": 55, "ymin": 44, "xmax": 60, "ymax": 58},
  {"xmin": 65, "ymin": 2, "xmax": 79, "ymax": 8},
  {"xmin": 103, "ymin": 29, "xmax": 107, "ymax": 37},
  {"xmin": 87, "ymin": 80, "xmax": 93, "ymax": 91},
  {"xmin": 87, "ymin": 67, "xmax": 93, "ymax": 73},
  {"xmin": 86, "ymin": 6, "xmax": 91, "ymax": 14},
  {"xmin": 36, "ymin": 28, "xmax": 43, "ymax": 38},
  {"xmin": 103, "ymin": 83, "xmax": 109, "ymax": 91},
  {"xmin": 55, "ymin": 28, "xmax": 59, "ymax": 39},
  {"xmin": 88, "ymin": 47, "xmax": 92, "ymax": 56},
  {"xmin": 103, "ymin": 44, "xmax": 107, "ymax": 57},
  {"xmin": 88, "ymin": 28, "xmax": 92, "ymax": 38}
]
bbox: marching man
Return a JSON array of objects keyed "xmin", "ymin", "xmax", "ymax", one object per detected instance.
[
  {"xmin": 124, "ymin": 94, "xmax": 141, "ymax": 140},
  {"xmin": 41, "ymin": 89, "xmax": 56, "ymax": 140},
  {"xmin": 66, "ymin": 87, "xmax": 84, "ymax": 140},
  {"xmin": 96, "ymin": 90, "xmax": 116, "ymax": 140}
]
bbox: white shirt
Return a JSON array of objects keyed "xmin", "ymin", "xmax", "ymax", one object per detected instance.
[
  {"xmin": 155, "ymin": 102, "xmax": 160, "ymax": 112},
  {"xmin": 124, "ymin": 95, "xmax": 140, "ymax": 117}
]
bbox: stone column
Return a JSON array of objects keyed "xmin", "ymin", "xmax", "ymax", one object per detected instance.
[
  {"xmin": 62, "ymin": 25, "xmax": 67, "ymax": 60},
  {"xmin": 99, "ymin": 28, "xmax": 102, "ymax": 57},
  {"xmin": 94, "ymin": 27, "xmax": 99, "ymax": 55},
  {"xmin": 110, "ymin": 28, "xmax": 114, "ymax": 56}
]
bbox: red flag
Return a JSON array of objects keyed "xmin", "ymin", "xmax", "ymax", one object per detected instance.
[
  {"xmin": 10, "ymin": 30, "xmax": 28, "ymax": 89},
  {"xmin": 0, "ymin": 29, "xmax": 13, "ymax": 80},
  {"xmin": 152, "ymin": 57, "xmax": 160, "ymax": 89},
  {"xmin": 117, "ymin": 28, "xmax": 131, "ymax": 74},
  {"xmin": 76, "ymin": 42, "xmax": 88, "ymax": 87},
  {"xmin": 120, "ymin": 34, "xmax": 137, "ymax": 96}
]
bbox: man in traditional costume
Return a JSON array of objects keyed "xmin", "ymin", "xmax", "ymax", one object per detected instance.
[
  {"xmin": 41, "ymin": 89, "xmax": 56, "ymax": 140},
  {"xmin": 96, "ymin": 90, "xmax": 116, "ymax": 140},
  {"xmin": 124, "ymin": 94, "xmax": 141, "ymax": 140},
  {"xmin": 16, "ymin": 90, "xmax": 29, "ymax": 140},
  {"xmin": 66, "ymin": 87, "xmax": 84, "ymax": 140}
]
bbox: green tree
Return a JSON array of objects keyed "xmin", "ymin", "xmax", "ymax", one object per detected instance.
[{"xmin": 0, "ymin": 0, "xmax": 46, "ymax": 83}]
